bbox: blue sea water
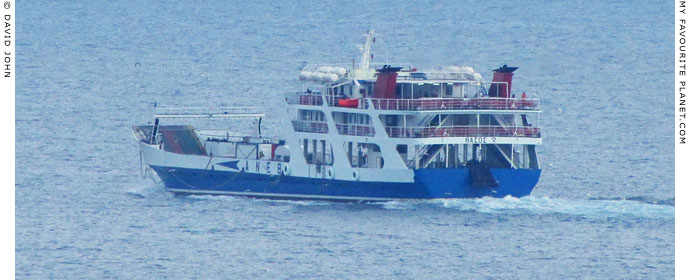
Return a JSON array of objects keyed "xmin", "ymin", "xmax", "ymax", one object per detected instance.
[{"xmin": 16, "ymin": 0, "xmax": 674, "ymax": 279}]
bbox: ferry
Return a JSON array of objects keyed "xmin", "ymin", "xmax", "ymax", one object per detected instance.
[{"xmin": 132, "ymin": 30, "xmax": 542, "ymax": 201}]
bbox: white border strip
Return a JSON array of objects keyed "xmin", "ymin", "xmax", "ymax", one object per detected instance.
[
  {"xmin": 677, "ymin": 1, "xmax": 688, "ymax": 277},
  {"xmin": 1, "ymin": 1, "xmax": 15, "ymax": 278}
]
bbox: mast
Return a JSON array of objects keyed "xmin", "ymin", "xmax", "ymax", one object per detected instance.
[{"xmin": 358, "ymin": 29, "xmax": 375, "ymax": 70}]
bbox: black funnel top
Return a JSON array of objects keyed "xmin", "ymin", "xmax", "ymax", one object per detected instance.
[
  {"xmin": 377, "ymin": 64, "xmax": 403, "ymax": 73},
  {"xmin": 492, "ymin": 65, "xmax": 519, "ymax": 73}
]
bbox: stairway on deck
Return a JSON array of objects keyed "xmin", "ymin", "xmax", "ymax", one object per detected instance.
[
  {"xmin": 486, "ymin": 114, "xmax": 517, "ymax": 168},
  {"xmin": 418, "ymin": 144, "xmax": 444, "ymax": 168},
  {"xmin": 417, "ymin": 115, "xmax": 450, "ymax": 168}
]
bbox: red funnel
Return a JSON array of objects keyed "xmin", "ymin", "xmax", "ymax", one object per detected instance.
[
  {"xmin": 373, "ymin": 65, "xmax": 402, "ymax": 98},
  {"xmin": 488, "ymin": 65, "xmax": 518, "ymax": 98}
]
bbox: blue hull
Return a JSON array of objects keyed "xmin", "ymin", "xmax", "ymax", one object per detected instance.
[{"xmin": 150, "ymin": 166, "xmax": 540, "ymax": 201}]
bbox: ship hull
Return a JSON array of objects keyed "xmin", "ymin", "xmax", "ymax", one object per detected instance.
[{"xmin": 150, "ymin": 165, "xmax": 540, "ymax": 201}]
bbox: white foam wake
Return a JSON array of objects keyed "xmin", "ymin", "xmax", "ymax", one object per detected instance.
[
  {"xmin": 125, "ymin": 182, "xmax": 166, "ymax": 198},
  {"xmin": 383, "ymin": 196, "xmax": 675, "ymax": 220}
]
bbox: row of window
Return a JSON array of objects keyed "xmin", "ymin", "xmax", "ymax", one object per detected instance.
[
  {"xmin": 298, "ymin": 110, "xmax": 372, "ymax": 125},
  {"xmin": 299, "ymin": 139, "xmax": 384, "ymax": 169}
]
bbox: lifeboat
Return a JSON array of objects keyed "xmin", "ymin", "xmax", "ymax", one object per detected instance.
[{"xmin": 338, "ymin": 98, "xmax": 359, "ymax": 108}]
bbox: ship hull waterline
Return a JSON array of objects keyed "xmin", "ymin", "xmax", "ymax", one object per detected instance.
[{"xmin": 148, "ymin": 165, "xmax": 541, "ymax": 202}]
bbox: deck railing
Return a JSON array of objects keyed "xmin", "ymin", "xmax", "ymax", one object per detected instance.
[
  {"xmin": 285, "ymin": 92, "xmax": 370, "ymax": 109},
  {"xmin": 197, "ymin": 130, "xmax": 282, "ymax": 144},
  {"xmin": 154, "ymin": 107, "xmax": 265, "ymax": 118},
  {"xmin": 285, "ymin": 92, "xmax": 539, "ymax": 111},
  {"xmin": 291, "ymin": 120, "xmax": 328, "ymax": 133},
  {"xmin": 335, "ymin": 124, "xmax": 375, "ymax": 137},
  {"xmin": 369, "ymin": 97, "xmax": 539, "ymax": 111},
  {"xmin": 284, "ymin": 92, "xmax": 324, "ymax": 106},
  {"xmin": 325, "ymin": 96, "xmax": 370, "ymax": 109},
  {"xmin": 384, "ymin": 125, "xmax": 541, "ymax": 138}
]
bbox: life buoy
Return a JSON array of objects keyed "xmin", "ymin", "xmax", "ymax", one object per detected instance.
[
  {"xmin": 352, "ymin": 169, "xmax": 360, "ymax": 181},
  {"xmin": 282, "ymin": 163, "xmax": 291, "ymax": 175},
  {"xmin": 327, "ymin": 167, "xmax": 335, "ymax": 179}
]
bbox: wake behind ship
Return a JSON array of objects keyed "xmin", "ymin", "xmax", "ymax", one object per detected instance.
[{"xmin": 132, "ymin": 30, "xmax": 542, "ymax": 201}]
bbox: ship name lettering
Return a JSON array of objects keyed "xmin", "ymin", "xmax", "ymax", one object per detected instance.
[
  {"xmin": 256, "ymin": 161, "xmax": 260, "ymax": 172},
  {"xmin": 266, "ymin": 162, "xmax": 271, "ymax": 174},
  {"xmin": 465, "ymin": 137, "xmax": 487, "ymax": 144}
]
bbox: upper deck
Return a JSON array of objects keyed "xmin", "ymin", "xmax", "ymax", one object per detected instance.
[{"xmin": 287, "ymin": 30, "xmax": 541, "ymax": 147}]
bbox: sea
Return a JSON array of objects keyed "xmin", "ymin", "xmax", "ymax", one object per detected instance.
[{"xmin": 16, "ymin": 0, "xmax": 675, "ymax": 279}]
